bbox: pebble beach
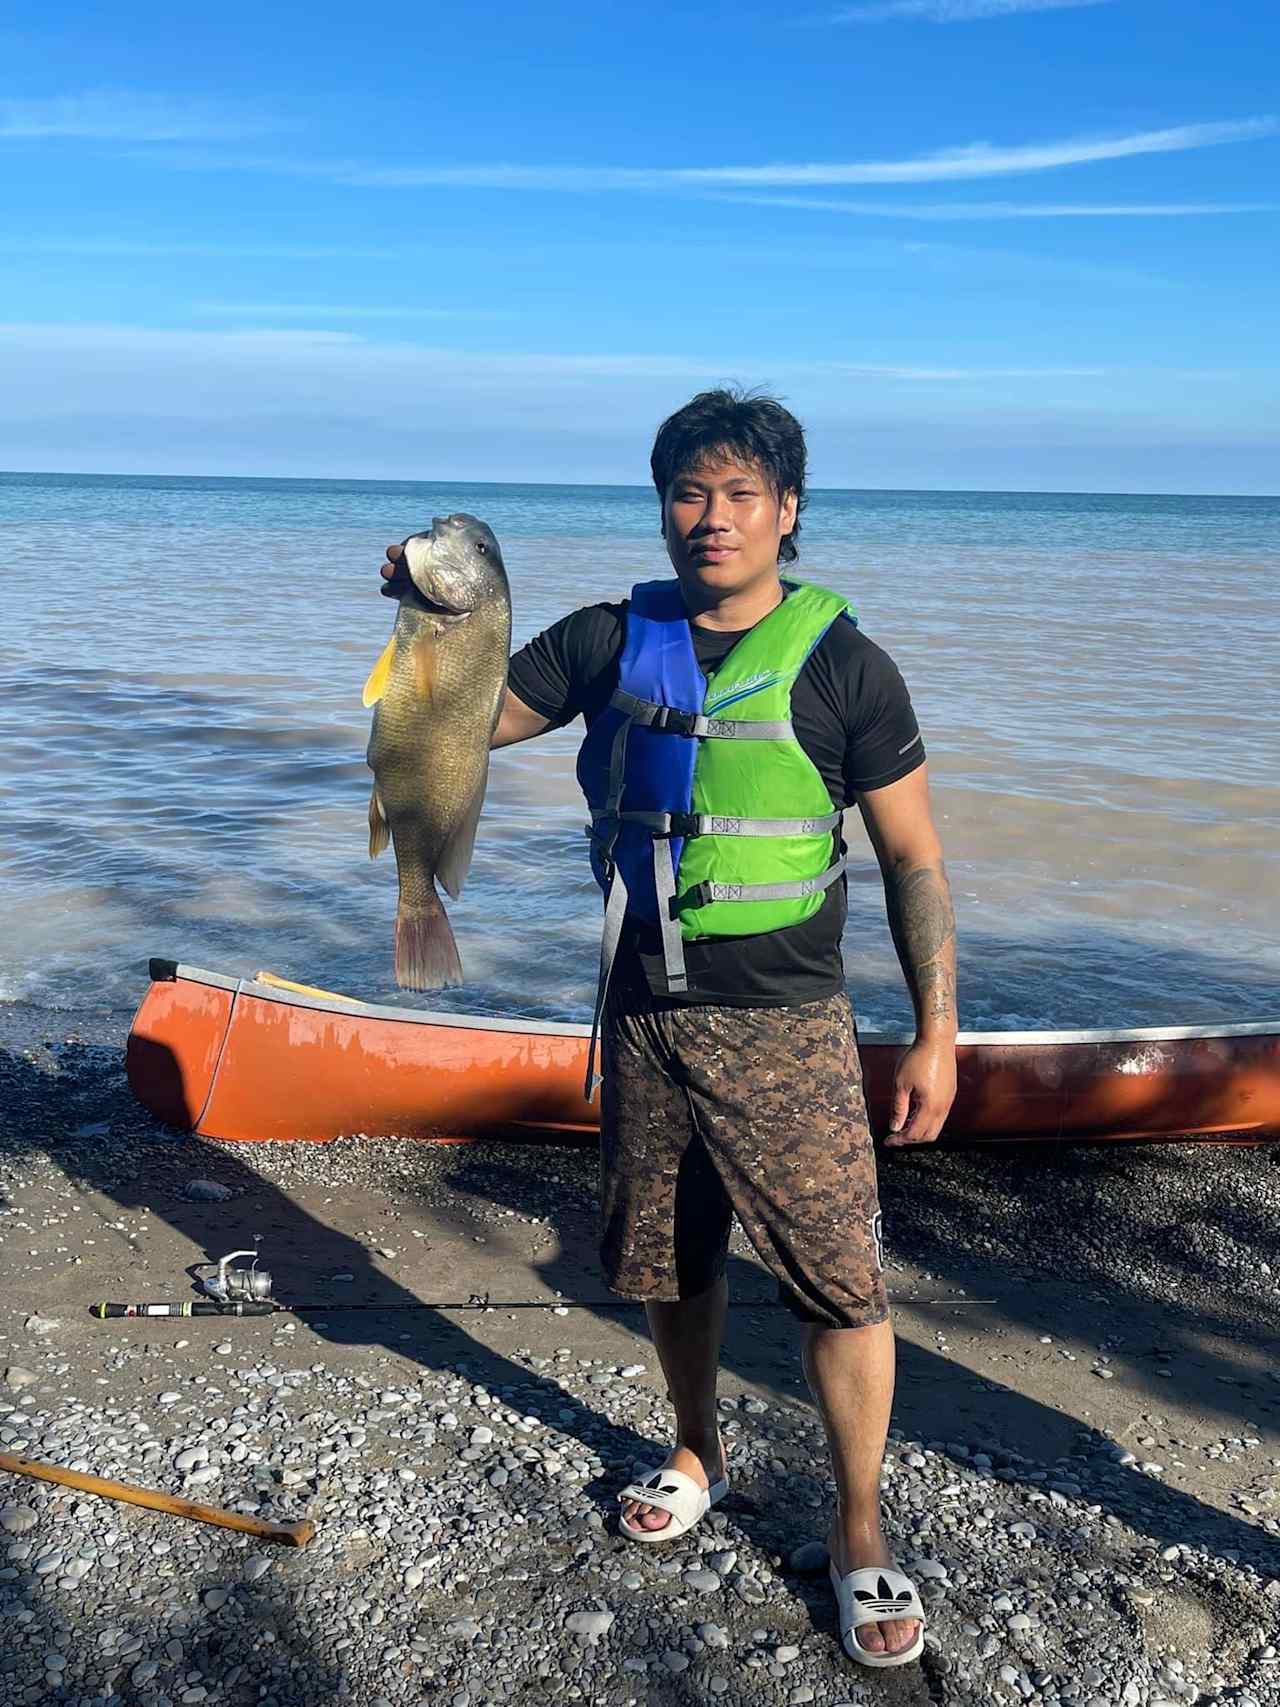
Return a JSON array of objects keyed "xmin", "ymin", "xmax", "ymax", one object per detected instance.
[{"xmin": 3, "ymin": 1012, "xmax": 1280, "ymax": 1707}]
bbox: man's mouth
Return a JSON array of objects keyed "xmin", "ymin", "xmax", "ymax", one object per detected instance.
[{"xmin": 690, "ymin": 542, "xmax": 736, "ymax": 561}]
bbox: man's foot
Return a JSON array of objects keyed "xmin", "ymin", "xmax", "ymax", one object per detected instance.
[
  {"xmin": 828, "ymin": 1523, "xmax": 922, "ymax": 1660},
  {"xmin": 621, "ymin": 1438, "xmax": 725, "ymax": 1535}
]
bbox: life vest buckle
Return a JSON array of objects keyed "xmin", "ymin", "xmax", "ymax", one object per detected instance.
[{"xmin": 649, "ymin": 705, "xmax": 700, "ymax": 737}]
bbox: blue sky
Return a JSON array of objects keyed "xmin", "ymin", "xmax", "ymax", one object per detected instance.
[{"xmin": 1, "ymin": 0, "xmax": 1276, "ymax": 491}]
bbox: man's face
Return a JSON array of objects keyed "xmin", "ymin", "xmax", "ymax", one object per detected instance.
[{"xmin": 662, "ymin": 454, "xmax": 798, "ymax": 602}]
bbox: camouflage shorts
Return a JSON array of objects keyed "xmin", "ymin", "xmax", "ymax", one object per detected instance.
[{"xmin": 598, "ymin": 991, "xmax": 888, "ymax": 1330}]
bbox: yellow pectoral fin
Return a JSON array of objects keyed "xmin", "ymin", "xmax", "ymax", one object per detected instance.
[{"xmin": 362, "ymin": 634, "xmax": 397, "ymax": 708}]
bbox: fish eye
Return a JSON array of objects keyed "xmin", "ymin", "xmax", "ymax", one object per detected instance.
[{"xmin": 474, "ymin": 541, "xmax": 488, "ymax": 555}]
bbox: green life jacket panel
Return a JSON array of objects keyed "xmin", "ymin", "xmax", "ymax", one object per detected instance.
[{"xmin": 676, "ymin": 581, "xmax": 851, "ymax": 938}]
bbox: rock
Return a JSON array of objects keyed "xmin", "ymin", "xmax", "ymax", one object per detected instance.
[
  {"xmin": 1, "ymin": 1367, "xmax": 38, "ymax": 1390},
  {"xmin": 775, "ymin": 1644, "xmax": 801, "ymax": 1662},
  {"xmin": 0, "ymin": 1504, "xmax": 38, "ymax": 1535},
  {"xmin": 620, "ymin": 1364, "xmax": 646, "ymax": 1377},
  {"xmin": 698, "ymin": 1623, "xmax": 729, "ymax": 1649},
  {"xmin": 23, "ymin": 1314, "xmax": 60, "ymax": 1336},
  {"xmin": 184, "ymin": 1178, "xmax": 233, "ymax": 1202},
  {"xmin": 203, "ymin": 1587, "xmax": 230, "ymax": 1611},
  {"xmin": 707, "ymin": 1549, "xmax": 738, "ymax": 1575},
  {"xmin": 243, "ymin": 1556, "xmax": 271, "ymax": 1583},
  {"xmin": 661, "ymin": 1651, "xmax": 690, "ymax": 1674},
  {"xmin": 445, "ymin": 1616, "xmax": 481, "ymax": 1640},
  {"xmin": 566, "ymin": 1608, "xmax": 614, "ymax": 1638},
  {"xmin": 733, "ymin": 1574, "xmax": 767, "ymax": 1604},
  {"xmin": 684, "ymin": 1569, "xmax": 722, "ymax": 1593},
  {"xmin": 788, "ymin": 1539, "xmax": 829, "ymax": 1574}
]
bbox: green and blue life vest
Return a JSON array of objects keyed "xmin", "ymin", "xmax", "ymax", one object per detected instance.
[{"xmin": 576, "ymin": 577, "xmax": 853, "ymax": 1084}]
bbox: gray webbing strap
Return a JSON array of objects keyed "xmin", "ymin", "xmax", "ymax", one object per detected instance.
[
  {"xmin": 584, "ymin": 863, "xmax": 631, "ymax": 1101},
  {"xmin": 651, "ymin": 839, "xmax": 687, "ymax": 995},
  {"xmin": 609, "ymin": 690, "xmax": 792, "ymax": 742},
  {"xmin": 591, "ymin": 809, "xmax": 841, "ymax": 839},
  {"xmin": 681, "ymin": 856, "xmax": 848, "ymax": 911},
  {"xmin": 599, "ymin": 715, "xmax": 632, "ymax": 861}
]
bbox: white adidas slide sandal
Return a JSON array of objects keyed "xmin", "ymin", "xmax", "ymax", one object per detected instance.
[
  {"xmin": 829, "ymin": 1561, "xmax": 926, "ymax": 1668},
  {"xmin": 617, "ymin": 1465, "xmax": 730, "ymax": 1543}
]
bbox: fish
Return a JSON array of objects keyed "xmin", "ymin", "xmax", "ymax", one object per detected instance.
[{"xmin": 363, "ymin": 513, "xmax": 511, "ymax": 989}]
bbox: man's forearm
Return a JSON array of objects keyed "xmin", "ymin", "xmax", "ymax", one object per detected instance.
[{"xmin": 882, "ymin": 860, "xmax": 958, "ymax": 1040}]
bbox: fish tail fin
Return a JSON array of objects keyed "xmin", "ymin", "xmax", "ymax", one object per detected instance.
[
  {"xmin": 395, "ymin": 895, "xmax": 463, "ymax": 990},
  {"xmin": 368, "ymin": 787, "xmax": 391, "ymax": 859}
]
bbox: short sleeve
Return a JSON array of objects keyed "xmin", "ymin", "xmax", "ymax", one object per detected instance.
[
  {"xmin": 507, "ymin": 603, "xmax": 626, "ymax": 727},
  {"xmin": 844, "ymin": 644, "xmax": 925, "ymax": 795}
]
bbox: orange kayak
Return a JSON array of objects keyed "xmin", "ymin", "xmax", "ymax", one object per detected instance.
[{"xmin": 126, "ymin": 960, "xmax": 1280, "ymax": 1147}]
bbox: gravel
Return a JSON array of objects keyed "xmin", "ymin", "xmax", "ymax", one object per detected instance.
[{"xmin": 2, "ymin": 1017, "xmax": 1280, "ymax": 1703}]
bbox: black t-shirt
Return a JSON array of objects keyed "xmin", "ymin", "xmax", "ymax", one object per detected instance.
[{"xmin": 508, "ymin": 594, "xmax": 925, "ymax": 1009}]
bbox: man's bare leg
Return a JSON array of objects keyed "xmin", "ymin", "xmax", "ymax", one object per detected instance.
[
  {"xmin": 802, "ymin": 1315, "xmax": 921, "ymax": 1659},
  {"xmin": 621, "ymin": 1276, "xmax": 727, "ymax": 1533}
]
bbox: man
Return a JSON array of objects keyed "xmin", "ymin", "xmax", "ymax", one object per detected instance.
[{"xmin": 379, "ymin": 389, "xmax": 957, "ymax": 1667}]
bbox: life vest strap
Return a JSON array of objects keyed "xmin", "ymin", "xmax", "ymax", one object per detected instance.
[
  {"xmin": 584, "ymin": 860, "xmax": 632, "ymax": 1101},
  {"xmin": 610, "ymin": 689, "xmax": 793, "ymax": 742},
  {"xmin": 680, "ymin": 856, "xmax": 848, "ymax": 911},
  {"xmin": 590, "ymin": 808, "xmax": 841, "ymax": 840}
]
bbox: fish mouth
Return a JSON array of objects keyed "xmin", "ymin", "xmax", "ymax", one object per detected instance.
[{"xmin": 407, "ymin": 585, "xmax": 470, "ymax": 617}]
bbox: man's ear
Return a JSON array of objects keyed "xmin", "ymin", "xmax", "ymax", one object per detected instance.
[{"xmin": 779, "ymin": 489, "xmax": 799, "ymax": 536}]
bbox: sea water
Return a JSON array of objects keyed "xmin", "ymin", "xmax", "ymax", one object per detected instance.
[{"xmin": 1, "ymin": 472, "xmax": 1276, "ymax": 1033}]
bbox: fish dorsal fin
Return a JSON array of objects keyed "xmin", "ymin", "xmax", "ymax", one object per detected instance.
[{"xmin": 362, "ymin": 633, "xmax": 397, "ymax": 708}]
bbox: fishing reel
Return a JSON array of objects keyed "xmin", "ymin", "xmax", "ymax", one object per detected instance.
[{"xmin": 194, "ymin": 1245, "xmax": 276, "ymax": 1307}]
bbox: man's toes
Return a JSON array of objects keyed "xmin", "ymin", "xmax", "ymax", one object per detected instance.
[
  {"xmin": 882, "ymin": 1618, "xmax": 919, "ymax": 1654},
  {"xmin": 855, "ymin": 1624, "xmax": 886, "ymax": 1655},
  {"xmin": 638, "ymin": 1506, "xmax": 671, "ymax": 1531}
]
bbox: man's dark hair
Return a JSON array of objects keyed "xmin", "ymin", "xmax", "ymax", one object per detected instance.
[{"xmin": 650, "ymin": 387, "xmax": 808, "ymax": 564}]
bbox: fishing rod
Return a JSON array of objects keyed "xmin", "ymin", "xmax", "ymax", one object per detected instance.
[{"xmin": 90, "ymin": 1245, "xmax": 994, "ymax": 1320}]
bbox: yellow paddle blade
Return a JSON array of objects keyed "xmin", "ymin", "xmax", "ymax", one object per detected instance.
[
  {"xmin": 252, "ymin": 970, "xmax": 362, "ymax": 1005},
  {"xmin": 362, "ymin": 634, "xmax": 397, "ymax": 708}
]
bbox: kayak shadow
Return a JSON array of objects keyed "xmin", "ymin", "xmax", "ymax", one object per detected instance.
[{"xmin": 0, "ymin": 1037, "xmax": 661, "ymax": 1486}]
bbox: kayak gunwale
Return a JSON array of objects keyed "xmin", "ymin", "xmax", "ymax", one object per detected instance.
[{"xmin": 160, "ymin": 960, "xmax": 1280, "ymax": 1050}]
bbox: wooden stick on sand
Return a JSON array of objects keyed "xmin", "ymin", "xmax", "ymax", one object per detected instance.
[{"xmin": 0, "ymin": 1452, "xmax": 315, "ymax": 1548}]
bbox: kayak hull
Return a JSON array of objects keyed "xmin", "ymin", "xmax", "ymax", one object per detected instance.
[{"xmin": 126, "ymin": 962, "xmax": 1280, "ymax": 1147}]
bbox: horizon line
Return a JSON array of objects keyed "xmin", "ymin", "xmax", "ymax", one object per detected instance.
[{"xmin": 2, "ymin": 467, "xmax": 1275, "ymax": 501}]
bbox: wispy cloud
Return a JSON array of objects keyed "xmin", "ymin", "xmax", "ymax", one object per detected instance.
[
  {"xmin": 0, "ymin": 238, "xmax": 400, "ymax": 260},
  {"xmin": 319, "ymin": 117, "xmax": 1277, "ymax": 190},
  {"xmin": 0, "ymin": 321, "xmax": 1105, "ymax": 385},
  {"xmin": 715, "ymin": 193, "xmax": 1280, "ymax": 219},
  {"xmin": 193, "ymin": 302, "xmax": 495, "ymax": 320},
  {"xmin": 0, "ymin": 91, "xmax": 274, "ymax": 143},
  {"xmin": 832, "ymin": 0, "xmax": 1110, "ymax": 21}
]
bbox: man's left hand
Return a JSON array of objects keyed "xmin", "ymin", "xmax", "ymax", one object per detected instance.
[{"xmin": 884, "ymin": 1039, "xmax": 957, "ymax": 1147}]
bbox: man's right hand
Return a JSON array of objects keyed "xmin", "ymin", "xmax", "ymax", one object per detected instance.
[{"xmin": 380, "ymin": 541, "xmax": 412, "ymax": 598}]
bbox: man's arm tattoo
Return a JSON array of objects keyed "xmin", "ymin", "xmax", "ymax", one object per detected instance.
[{"xmin": 883, "ymin": 861, "xmax": 958, "ymax": 1036}]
